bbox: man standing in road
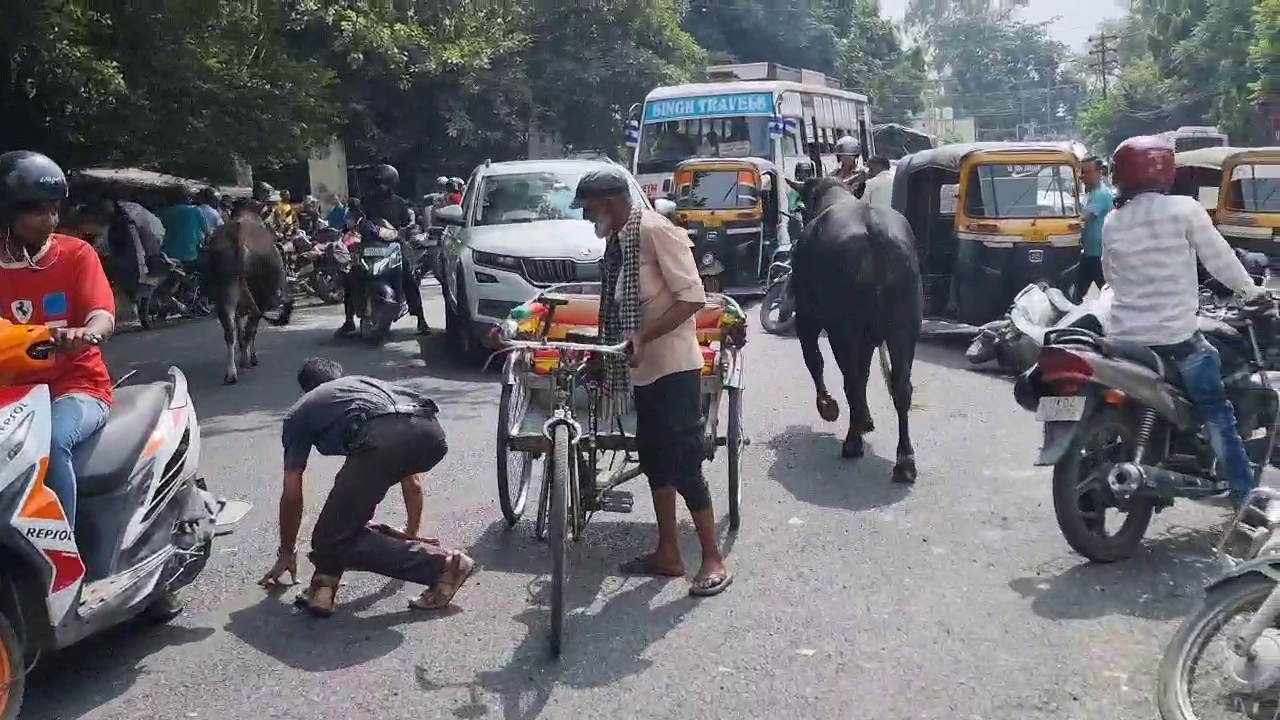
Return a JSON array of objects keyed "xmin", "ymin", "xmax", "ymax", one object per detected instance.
[
  {"xmin": 573, "ymin": 168, "xmax": 732, "ymax": 597},
  {"xmin": 159, "ymin": 188, "xmax": 211, "ymax": 268},
  {"xmin": 860, "ymin": 156, "xmax": 894, "ymax": 210},
  {"xmin": 258, "ymin": 357, "xmax": 475, "ymax": 616},
  {"xmin": 830, "ymin": 136, "xmax": 865, "ymax": 189},
  {"xmin": 1074, "ymin": 156, "xmax": 1114, "ymax": 303}
]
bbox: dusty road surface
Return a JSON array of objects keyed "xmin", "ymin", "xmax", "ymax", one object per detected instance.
[{"xmin": 23, "ymin": 290, "xmax": 1230, "ymax": 720}]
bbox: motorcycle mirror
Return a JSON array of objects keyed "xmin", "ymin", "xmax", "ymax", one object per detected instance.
[
  {"xmin": 213, "ymin": 499, "xmax": 253, "ymax": 536},
  {"xmin": 435, "ymin": 205, "xmax": 465, "ymax": 227},
  {"xmin": 653, "ymin": 198, "xmax": 677, "ymax": 219}
]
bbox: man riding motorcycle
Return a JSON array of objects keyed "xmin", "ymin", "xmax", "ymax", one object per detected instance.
[
  {"xmin": 335, "ymin": 164, "xmax": 431, "ymax": 337},
  {"xmin": 1104, "ymin": 135, "xmax": 1268, "ymax": 510},
  {"xmin": 830, "ymin": 136, "xmax": 865, "ymax": 192}
]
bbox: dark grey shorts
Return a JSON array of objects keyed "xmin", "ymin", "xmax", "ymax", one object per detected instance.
[{"xmin": 633, "ymin": 369, "xmax": 711, "ymax": 512}]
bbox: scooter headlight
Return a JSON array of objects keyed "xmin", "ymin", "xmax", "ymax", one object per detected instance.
[{"xmin": 0, "ymin": 411, "xmax": 34, "ymax": 463}]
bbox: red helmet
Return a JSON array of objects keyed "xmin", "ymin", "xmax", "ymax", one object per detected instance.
[{"xmin": 1111, "ymin": 135, "xmax": 1175, "ymax": 198}]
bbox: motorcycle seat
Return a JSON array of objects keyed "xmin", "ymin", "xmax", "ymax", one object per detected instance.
[
  {"xmin": 1101, "ymin": 339, "xmax": 1181, "ymax": 384},
  {"xmin": 72, "ymin": 382, "xmax": 171, "ymax": 497}
]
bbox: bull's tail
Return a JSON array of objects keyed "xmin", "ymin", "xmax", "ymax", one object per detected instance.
[{"xmin": 877, "ymin": 342, "xmax": 891, "ymax": 392}]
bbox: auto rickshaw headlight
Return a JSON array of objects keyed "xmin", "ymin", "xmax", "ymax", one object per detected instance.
[{"xmin": 700, "ymin": 252, "xmax": 715, "ymax": 268}]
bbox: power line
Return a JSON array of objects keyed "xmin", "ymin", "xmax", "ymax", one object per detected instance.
[{"xmin": 1086, "ymin": 32, "xmax": 1119, "ymax": 99}]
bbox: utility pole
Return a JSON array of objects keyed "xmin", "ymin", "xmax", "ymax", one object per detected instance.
[{"xmin": 1087, "ymin": 33, "xmax": 1118, "ymax": 99}]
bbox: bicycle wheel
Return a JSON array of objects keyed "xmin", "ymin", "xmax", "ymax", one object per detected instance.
[
  {"xmin": 497, "ymin": 379, "xmax": 533, "ymax": 526},
  {"xmin": 548, "ymin": 423, "xmax": 571, "ymax": 657},
  {"xmin": 726, "ymin": 386, "xmax": 743, "ymax": 530}
]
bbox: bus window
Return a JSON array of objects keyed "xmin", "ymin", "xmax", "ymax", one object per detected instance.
[{"xmin": 781, "ymin": 122, "xmax": 801, "ymax": 157}]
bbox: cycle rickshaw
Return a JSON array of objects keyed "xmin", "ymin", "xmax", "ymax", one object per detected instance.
[{"xmin": 491, "ymin": 281, "xmax": 747, "ymax": 656}]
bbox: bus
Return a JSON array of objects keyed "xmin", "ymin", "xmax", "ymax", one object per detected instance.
[
  {"xmin": 1159, "ymin": 126, "xmax": 1229, "ymax": 153},
  {"xmin": 631, "ymin": 63, "xmax": 874, "ymax": 200}
]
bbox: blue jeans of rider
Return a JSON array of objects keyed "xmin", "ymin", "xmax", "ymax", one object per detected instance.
[
  {"xmin": 1173, "ymin": 335, "xmax": 1256, "ymax": 503},
  {"xmin": 48, "ymin": 393, "xmax": 110, "ymax": 529}
]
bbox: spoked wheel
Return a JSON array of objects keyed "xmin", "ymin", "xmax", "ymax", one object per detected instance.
[
  {"xmin": 1051, "ymin": 408, "xmax": 1154, "ymax": 563},
  {"xmin": 497, "ymin": 377, "xmax": 535, "ymax": 526},
  {"xmin": 726, "ymin": 386, "xmax": 743, "ymax": 530},
  {"xmin": 0, "ymin": 611, "xmax": 24, "ymax": 720},
  {"xmin": 1158, "ymin": 574, "xmax": 1280, "ymax": 720},
  {"xmin": 548, "ymin": 423, "xmax": 573, "ymax": 658}
]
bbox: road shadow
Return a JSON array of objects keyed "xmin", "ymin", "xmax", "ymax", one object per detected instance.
[
  {"xmin": 22, "ymin": 622, "xmax": 215, "ymax": 719},
  {"xmin": 101, "ymin": 306, "xmax": 496, "ymax": 438},
  {"xmin": 1007, "ymin": 524, "xmax": 1222, "ymax": 622},
  {"xmin": 765, "ymin": 425, "xmax": 910, "ymax": 512},
  {"xmin": 415, "ymin": 567, "xmax": 698, "ymax": 719},
  {"xmin": 223, "ymin": 578, "xmax": 458, "ymax": 673}
]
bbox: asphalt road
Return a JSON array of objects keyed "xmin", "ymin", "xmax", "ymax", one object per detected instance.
[{"xmin": 22, "ymin": 288, "xmax": 1232, "ymax": 720}]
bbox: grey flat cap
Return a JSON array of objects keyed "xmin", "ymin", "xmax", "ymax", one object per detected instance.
[{"xmin": 571, "ymin": 168, "xmax": 631, "ymax": 208}]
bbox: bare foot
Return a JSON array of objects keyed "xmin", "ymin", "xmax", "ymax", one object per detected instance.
[{"xmin": 619, "ymin": 551, "xmax": 685, "ymax": 578}]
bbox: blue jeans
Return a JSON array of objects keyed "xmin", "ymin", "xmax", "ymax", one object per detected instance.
[
  {"xmin": 1171, "ymin": 334, "xmax": 1256, "ymax": 502},
  {"xmin": 49, "ymin": 393, "xmax": 110, "ymax": 528}
]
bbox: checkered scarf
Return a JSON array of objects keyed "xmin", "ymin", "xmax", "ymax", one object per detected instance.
[{"xmin": 597, "ymin": 204, "xmax": 644, "ymax": 419}]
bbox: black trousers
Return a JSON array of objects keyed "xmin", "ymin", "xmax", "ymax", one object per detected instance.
[
  {"xmin": 309, "ymin": 413, "xmax": 449, "ymax": 585},
  {"xmin": 1073, "ymin": 255, "xmax": 1105, "ymax": 304},
  {"xmin": 633, "ymin": 369, "xmax": 712, "ymax": 513}
]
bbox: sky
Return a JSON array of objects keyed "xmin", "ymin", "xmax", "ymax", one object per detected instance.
[{"xmin": 877, "ymin": 0, "xmax": 1129, "ymax": 50}]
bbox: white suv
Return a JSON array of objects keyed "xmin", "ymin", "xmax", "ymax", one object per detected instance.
[{"xmin": 435, "ymin": 159, "xmax": 650, "ymax": 360}]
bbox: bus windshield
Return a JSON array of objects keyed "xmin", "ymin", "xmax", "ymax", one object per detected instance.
[
  {"xmin": 1229, "ymin": 164, "xmax": 1280, "ymax": 213},
  {"xmin": 636, "ymin": 116, "xmax": 773, "ymax": 175},
  {"xmin": 964, "ymin": 163, "xmax": 1080, "ymax": 218},
  {"xmin": 1173, "ymin": 135, "xmax": 1226, "ymax": 152}
]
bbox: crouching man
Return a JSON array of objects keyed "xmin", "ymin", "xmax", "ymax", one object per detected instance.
[{"xmin": 258, "ymin": 357, "xmax": 475, "ymax": 616}]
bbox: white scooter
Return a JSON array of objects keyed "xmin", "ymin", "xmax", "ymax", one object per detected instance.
[
  {"xmin": 0, "ymin": 319, "xmax": 249, "ymax": 718},
  {"xmin": 966, "ymin": 282, "xmax": 1113, "ymax": 374}
]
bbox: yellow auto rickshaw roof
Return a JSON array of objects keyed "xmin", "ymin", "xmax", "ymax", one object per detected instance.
[
  {"xmin": 891, "ymin": 142, "xmax": 1079, "ymax": 177},
  {"xmin": 1176, "ymin": 146, "xmax": 1280, "ymax": 170},
  {"xmin": 674, "ymin": 156, "xmax": 776, "ymax": 174}
]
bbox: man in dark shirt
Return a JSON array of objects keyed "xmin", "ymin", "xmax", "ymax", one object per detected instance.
[
  {"xmin": 336, "ymin": 163, "xmax": 432, "ymax": 337},
  {"xmin": 258, "ymin": 357, "xmax": 475, "ymax": 616}
]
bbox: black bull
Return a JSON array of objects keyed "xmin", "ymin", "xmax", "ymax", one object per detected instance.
[
  {"xmin": 205, "ymin": 207, "xmax": 294, "ymax": 384},
  {"xmin": 786, "ymin": 176, "xmax": 922, "ymax": 484}
]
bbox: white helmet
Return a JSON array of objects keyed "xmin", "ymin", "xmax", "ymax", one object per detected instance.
[
  {"xmin": 436, "ymin": 176, "xmax": 449, "ymax": 187},
  {"xmin": 835, "ymin": 136, "xmax": 861, "ymax": 157}
]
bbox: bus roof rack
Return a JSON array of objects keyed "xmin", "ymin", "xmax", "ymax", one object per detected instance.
[{"xmin": 704, "ymin": 62, "xmax": 843, "ymax": 90}]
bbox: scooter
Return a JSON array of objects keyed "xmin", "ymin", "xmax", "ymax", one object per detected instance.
[
  {"xmin": 0, "ymin": 319, "xmax": 250, "ymax": 718},
  {"xmin": 966, "ymin": 282, "xmax": 1112, "ymax": 373},
  {"xmin": 350, "ymin": 220, "xmax": 409, "ymax": 345},
  {"xmin": 759, "ymin": 249, "xmax": 795, "ymax": 336}
]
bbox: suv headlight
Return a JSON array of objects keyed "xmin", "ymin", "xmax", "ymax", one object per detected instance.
[
  {"xmin": 0, "ymin": 411, "xmax": 34, "ymax": 463},
  {"xmin": 473, "ymin": 251, "xmax": 523, "ymax": 272}
]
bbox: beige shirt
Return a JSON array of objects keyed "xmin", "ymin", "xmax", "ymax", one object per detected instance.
[{"xmin": 630, "ymin": 210, "xmax": 707, "ymax": 386}]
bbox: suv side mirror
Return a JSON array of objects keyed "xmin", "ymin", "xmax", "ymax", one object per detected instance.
[
  {"xmin": 435, "ymin": 204, "xmax": 465, "ymax": 226},
  {"xmin": 653, "ymin": 198, "xmax": 677, "ymax": 219}
]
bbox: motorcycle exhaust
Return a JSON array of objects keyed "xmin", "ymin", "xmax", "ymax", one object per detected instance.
[{"xmin": 1107, "ymin": 461, "xmax": 1223, "ymax": 499}]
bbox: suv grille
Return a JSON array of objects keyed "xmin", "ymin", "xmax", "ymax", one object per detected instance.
[{"xmin": 522, "ymin": 259, "xmax": 600, "ymax": 286}]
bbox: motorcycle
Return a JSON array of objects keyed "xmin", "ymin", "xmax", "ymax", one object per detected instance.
[
  {"xmin": 299, "ymin": 227, "xmax": 349, "ymax": 305},
  {"xmin": 1157, "ymin": 485, "xmax": 1280, "ymax": 719},
  {"xmin": 0, "ymin": 319, "xmax": 250, "ymax": 717},
  {"xmin": 1013, "ymin": 293, "xmax": 1280, "ymax": 563},
  {"xmin": 138, "ymin": 256, "xmax": 211, "ymax": 327},
  {"xmin": 966, "ymin": 282, "xmax": 1111, "ymax": 373},
  {"xmin": 759, "ymin": 248, "xmax": 795, "ymax": 336},
  {"xmin": 349, "ymin": 220, "xmax": 409, "ymax": 345}
]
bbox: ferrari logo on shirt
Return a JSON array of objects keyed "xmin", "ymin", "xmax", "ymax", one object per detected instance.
[{"xmin": 11, "ymin": 299, "xmax": 33, "ymax": 323}]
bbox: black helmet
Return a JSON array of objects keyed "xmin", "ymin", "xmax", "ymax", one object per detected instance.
[
  {"xmin": 794, "ymin": 159, "xmax": 817, "ymax": 181},
  {"xmin": 373, "ymin": 164, "xmax": 399, "ymax": 192},
  {"xmin": 0, "ymin": 151, "xmax": 68, "ymax": 220},
  {"xmin": 570, "ymin": 168, "xmax": 631, "ymax": 209},
  {"xmin": 253, "ymin": 181, "xmax": 274, "ymax": 202}
]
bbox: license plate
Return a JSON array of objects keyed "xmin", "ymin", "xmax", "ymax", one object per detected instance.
[
  {"xmin": 361, "ymin": 245, "xmax": 392, "ymax": 258},
  {"xmin": 1028, "ymin": 249, "xmax": 1044, "ymax": 263},
  {"xmin": 1036, "ymin": 396, "xmax": 1085, "ymax": 422}
]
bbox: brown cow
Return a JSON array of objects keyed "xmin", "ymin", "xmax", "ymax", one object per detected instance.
[{"xmin": 206, "ymin": 202, "xmax": 294, "ymax": 384}]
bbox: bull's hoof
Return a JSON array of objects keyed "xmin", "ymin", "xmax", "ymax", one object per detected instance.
[
  {"xmin": 891, "ymin": 455, "xmax": 917, "ymax": 484},
  {"xmin": 816, "ymin": 394, "xmax": 840, "ymax": 423},
  {"xmin": 859, "ymin": 415, "xmax": 875, "ymax": 433},
  {"xmin": 223, "ymin": 374, "xmax": 238, "ymax": 385},
  {"xmin": 840, "ymin": 434, "xmax": 864, "ymax": 459},
  {"xmin": 249, "ymin": 353, "xmax": 259, "ymax": 367}
]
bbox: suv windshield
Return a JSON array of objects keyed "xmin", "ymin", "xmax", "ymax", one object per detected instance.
[
  {"xmin": 1228, "ymin": 163, "xmax": 1280, "ymax": 213},
  {"xmin": 964, "ymin": 163, "xmax": 1080, "ymax": 218},
  {"xmin": 473, "ymin": 169, "xmax": 643, "ymax": 226}
]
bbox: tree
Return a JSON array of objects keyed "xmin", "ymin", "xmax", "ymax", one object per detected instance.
[
  {"xmin": 681, "ymin": 1, "xmax": 841, "ymax": 75},
  {"xmin": 1077, "ymin": 58, "xmax": 1187, "ymax": 152},
  {"xmin": 1251, "ymin": 0, "xmax": 1279, "ymax": 105},
  {"xmin": 829, "ymin": 0, "xmax": 927, "ymax": 122}
]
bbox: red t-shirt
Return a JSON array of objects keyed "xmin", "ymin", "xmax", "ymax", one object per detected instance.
[
  {"xmin": 0, "ymin": 234, "xmax": 115, "ymax": 405},
  {"xmin": 446, "ymin": 192, "xmax": 463, "ymax": 206}
]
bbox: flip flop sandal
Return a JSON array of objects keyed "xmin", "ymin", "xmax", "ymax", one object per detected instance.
[
  {"xmin": 689, "ymin": 573, "xmax": 733, "ymax": 598},
  {"xmin": 305, "ymin": 575, "xmax": 342, "ymax": 618},
  {"xmin": 409, "ymin": 553, "xmax": 476, "ymax": 611}
]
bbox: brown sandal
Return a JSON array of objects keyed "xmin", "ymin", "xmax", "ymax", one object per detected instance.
[
  {"xmin": 302, "ymin": 574, "xmax": 341, "ymax": 618},
  {"xmin": 409, "ymin": 552, "xmax": 476, "ymax": 611}
]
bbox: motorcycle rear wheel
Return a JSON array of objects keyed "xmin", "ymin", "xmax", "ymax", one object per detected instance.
[
  {"xmin": 759, "ymin": 279, "xmax": 795, "ymax": 335},
  {"xmin": 1051, "ymin": 407, "xmax": 1154, "ymax": 563}
]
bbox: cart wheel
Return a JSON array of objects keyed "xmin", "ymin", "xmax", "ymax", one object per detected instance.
[
  {"xmin": 726, "ymin": 387, "xmax": 743, "ymax": 531},
  {"xmin": 548, "ymin": 423, "xmax": 572, "ymax": 657},
  {"xmin": 497, "ymin": 380, "xmax": 534, "ymax": 526}
]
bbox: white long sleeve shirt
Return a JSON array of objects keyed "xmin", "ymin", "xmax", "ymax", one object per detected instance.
[{"xmin": 1102, "ymin": 192, "xmax": 1262, "ymax": 346}]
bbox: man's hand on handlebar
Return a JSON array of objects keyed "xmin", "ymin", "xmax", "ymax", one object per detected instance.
[{"xmin": 53, "ymin": 327, "xmax": 102, "ymax": 353}]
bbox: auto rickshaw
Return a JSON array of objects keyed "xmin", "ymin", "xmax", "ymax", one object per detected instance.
[
  {"xmin": 670, "ymin": 157, "xmax": 784, "ymax": 296},
  {"xmin": 1176, "ymin": 147, "xmax": 1280, "ymax": 265},
  {"xmin": 890, "ymin": 142, "xmax": 1085, "ymax": 329}
]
